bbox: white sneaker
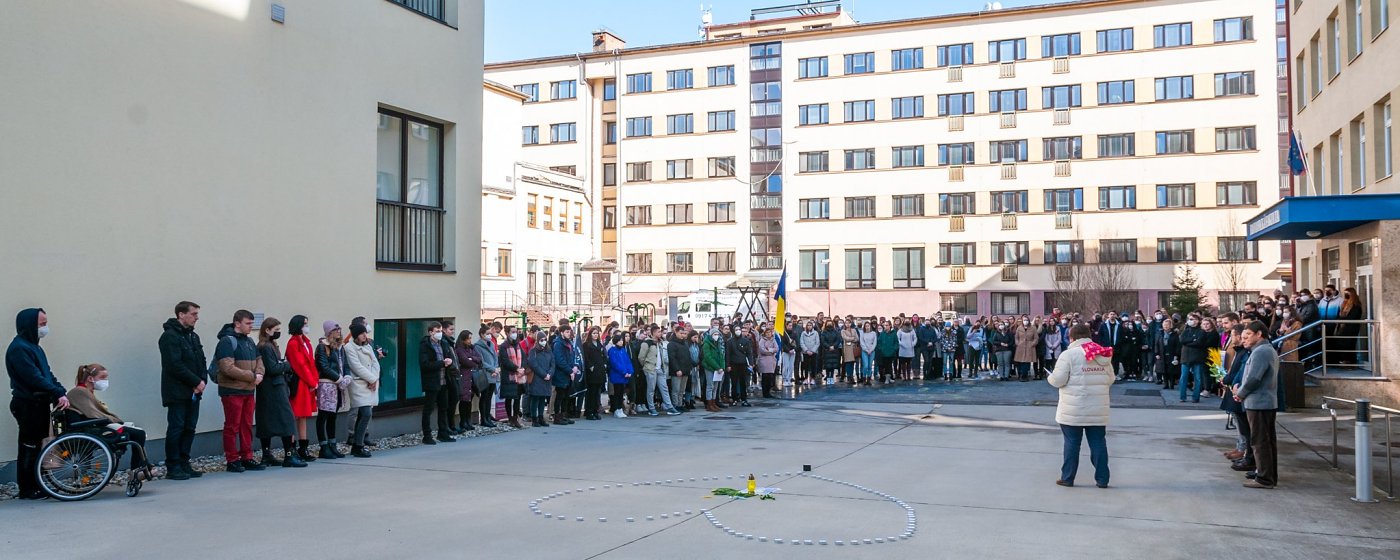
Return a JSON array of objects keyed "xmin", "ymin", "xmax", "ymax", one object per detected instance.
[{"xmin": 614, "ymin": 409, "xmax": 626, "ymax": 419}]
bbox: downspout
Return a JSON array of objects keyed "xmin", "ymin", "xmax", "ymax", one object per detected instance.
[{"xmin": 612, "ymin": 48, "xmax": 623, "ymax": 311}]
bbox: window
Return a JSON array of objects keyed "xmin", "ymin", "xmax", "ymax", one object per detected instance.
[
  {"xmin": 1099, "ymin": 186, "xmax": 1137, "ymax": 209},
  {"xmin": 1155, "ymin": 130, "xmax": 1195, "ymax": 154},
  {"xmin": 1041, "ymin": 33, "xmax": 1082, "ymax": 57},
  {"xmin": 708, "ymin": 251, "xmax": 736, "ymax": 273},
  {"xmin": 1100, "ymin": 239, "xmax": 1138, "ymax": 263},
  {"xmin": 990, "ymin": 140, "xmax": 1029, "ymax": 163},
  {"xmin": 666, "ymin": 114, "xmax": 694, "ymax": 135},
  {"xmin": 1157, "ymin": 238, "xmax": 1197, "ymax": 262},
  {"xmin": 892, "ymin": 248, "xmax": 925, "ymax": 288},
  {"xmin": 1097, "ymin": 80, "xmax": 1136, "ymax": 104},
  {"xmin": 800, "ymin": 198, "xmax": 830, "ymax": 219},
  {"xmin": 572, "ymin": 202, "xmax": 583, "ymax": 233},
  {"xmin": 1044, "ymin": 241, "xmax": 1085, "ymax": 264},
  {"xmin": 844, "ymin": 100, "xmax": 876, "ymax": 122},
  {"xmin": 1042, "ymin": 85, "xmax": 1082, "ymax": 109},
  {"xmin": 893, "ymin": 194, "xmax": 925, "ymax": 217},
  {"xmin": 750, "ymin": 81, "xmax": 782, "ymax": 106},
  {"xmin": 550, "ymin": 165, "xmax": 576, "ymax": 175},
  {"xmin": 798, "ymin": 104, "xmax": 829, "ymax": 125},
  {"xmin": 626, "ymin": 161, "xmax": 651, "ymax": 182},
  {"xmin": 991, "ymin": 190, "xmax": 1029, "ymax": 213},
  {"xmin": 1214, "ymin": 71, "xmax": 1256, "ymax": 96},
  {"xmin": 666, "ymin": 69, "xmax": 694, "ymax": 90},
  {"xmin": 376, "ymin": 110, "xmax": 445, "ymax": 269},
  {"xmin": 602, "ymin": 163, "xmax": 616, "ymax": 186},
  {"xmin": 750, "ymin": 42, "xmax": 781, "ymax": 70},
  {"xmin": 1213, "ymin": 16, "xmax": 1253, "ymax": 43},
  {"xmin": 845, "ymin": 196, "xmax": 876, "ymax": 218},
  {"xmin": 1097, "ymin": 133, "xmax": 1136, "ymax": 157},
  {"xmin": 1154, "ymin": 76, "xmax": 1194, "ymax": 100},
  {"xmin": 707, "ymin": 110, "xmax": 736, "ymax": 132},
  {"xmin": 625, "ymin": 117, "xmax": 652, "ymax": 138},
  {"xmin": 514, "ymin": 83, "xmax": 539, "ymax": 102},
  {"xmin": 939, "ymin": 243, "xmax": 976, "ymax": 266},
  {"xmin": 707, "ymin": 202, "xmax": 735, "ymax": 223},
  {"xmin": 892, "ymin": 145, "xmax": 925, "ymax": 167},
  {"xmin": 1329, "ymin": 16, "xmax": 1342, "ymax": 77},
  {"xmin": 626, "ymin": 73, "xmax": 652, "ymax": 94},
  {"xmin": 521, "ymin": 125, "xmax": 539, "ymax": 145},
  {"xmin": 1156, "ymin": 183, "xmax": 1196, "ymax": 207},
  {"xmin": 990, "ymin": 89, "xmax": 1029, "ymax": 112},
  {"xmin": 892, "ymin": 47, "xmax": 924, "ymax": 70},
  {"xmin": 937, "ymin": 92, "xmax": 975, "ymax": 116},
  {"xmin": 708, "ymin": 65, "xmax": 735, "ymax": 87},
  {"xmin": 549, "ymin": 122, "xmax": 576, "ymax": 143},
  {"xmin": 625, "ymin": 205, "xmax": 652, "ymax": 225},
  {"xmin": 1218, "ymin": 237, "xmax": 1258, "ymax": 261},
  {"xmin": 1096, "ymin": 28, "xmax": 1134, "ymax": 52},
  {"xmin": 1043, "ymin": 188, "xmax": 1084, "ymax": 211},
  {"xmin": 939, "ymin": 193, "xmax": 975, "ymax": 215},
  {"xmin": 1374, "ymin": 0, "xmax": 1391, "ymax": 38},
  {"xmin": 605, "ymin": 121, "xmax": 617, "ymax": 144},
  {"xmin": 602, "ymin": 205, "xmax": 616, "ymax": 229},
  {"xmin": 666, "ymin": 252, "xmax": 693, "ymax": 273},
  {"xmin": 1154, "ymin": 22, "xmax": 1192, "ymax": 48},
  {"xmin": 1216, "ymin": 181, "xmax": 1258, "ymax": 205},
  {"xmin": 844, "ymin": 52, "xmax": 875, "ymax": 74},
  {"xmin": 602, "ymin": 79, "xmax": 616, "ymax": 101},
  {"xmin": 526, "ymin": 194, "xmax": 537, "ymax": 228},
  {"xmin": 626, "ymin": 253, "xmax": 653, "ymax": 273},
  {"xmin": 992, "ymin": 241, "xmax": 1030, "ymax": 264},
  {"xmin": 556, "ymin": 201, "xmax": 567, "ymax": 231},
  {"xmin": 844, "ymin": 148, "xmax": 876, "ymax": 170},
  {"xmin": 942, "ymin": 293, "xmax": 978, "ymax": 314},
  {"xmin": 1043, "ymin": 136, "xmax": 1083, "ymax": 160},
  {"xmin": 989, "ymin": 38, "xmax": 1028, "ymax": 61},
  {"xmin": 1382, "ymin": 103, "xmax": 1393, "ymax": 178},
  {"xmin": 799, "ymin": 56, "xmax": 829, "ymax": 78},
  {"xmin": 892, "ymin": 96, "xmax": 924, "ymax": 119},
  {"xmin": 799, "ymin": 151, "xmax": 830, "ymax": 173},
  {"xmin": 550, "ymin": 80, "xmax": 576, "ymax": 100},
  {"xmin": 799, "ymin": 249, "xmax": 830, "ymax": 288},
  {"xmin": 938, "ymin": 143, "xmax": 975, "ymax": 165},
  {"xmin": 1215, "ymin": 126, "xmax": 1257, "ymax": 151},
  {"xmin": 937, "ymin": 43, "xmax": 974, "ymax": 66},
  {"xmin": 666, "ymin": 159, "xmax": 693, "ymax": 180},
  {"xmin": 845, "ymin": 249, "xmax": 876, "ymax": 289},
  {"xmin": 542, "ymin": 197, "xmax": 553, "ymax": 230},
  {"xmin": 708, "ymin": 156, "xmax": 735, "ymax": 178},
  {"xmin": 1354, "ymin": 118, "xmax": 1368, "ymax": 189},
  {"xmin": 992, "ymin": 293, "xmax": 1030, "ymax": 315}
]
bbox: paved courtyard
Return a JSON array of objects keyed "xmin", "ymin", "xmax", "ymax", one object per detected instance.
[{"xmin": 2, "ymin": 384, "xmax": 1397, "ymax": 559}]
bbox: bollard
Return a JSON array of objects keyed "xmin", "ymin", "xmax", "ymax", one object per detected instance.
[{"xmin": 1353, "ymin": 399, "xmax": 1378, "ymax": 503}]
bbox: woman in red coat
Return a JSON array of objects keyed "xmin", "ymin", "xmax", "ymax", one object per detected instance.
[{"xmin": 285, "ymin": 315, "xmax": 320, "ymax": 462}]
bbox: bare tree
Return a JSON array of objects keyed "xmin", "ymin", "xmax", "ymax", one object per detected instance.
[
  {"xmin": 1213, "ymin": 211, "xmax": 1250, "ymax": 313},
  {"xmin": 1051, "ymin": 224, "xmax": 1098, "ymax": 314}
]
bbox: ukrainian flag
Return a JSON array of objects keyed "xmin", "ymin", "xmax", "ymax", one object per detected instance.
[{"xmin": 774, "ymin": 268, "xmax": 787, "ymax": 336}]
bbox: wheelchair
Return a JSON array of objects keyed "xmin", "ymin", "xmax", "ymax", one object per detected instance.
[{"xmin": 35, "ymin": 409, "xmax": 152, "ymax": 501}]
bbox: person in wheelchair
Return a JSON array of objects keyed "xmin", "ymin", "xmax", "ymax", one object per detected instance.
[{"xmin": 66, "ymin": 363, "xmax": 149, "ymax": 478}]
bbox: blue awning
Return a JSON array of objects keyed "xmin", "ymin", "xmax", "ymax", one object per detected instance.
[{"xmin": 1246, "ymin": 193, "xmax": 1400, "ymax": 241}]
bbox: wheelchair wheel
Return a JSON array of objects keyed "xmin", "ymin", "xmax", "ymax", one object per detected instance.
[{"xmin": 37, "ymin": 433, "xmax": 115, "ymax": 501}]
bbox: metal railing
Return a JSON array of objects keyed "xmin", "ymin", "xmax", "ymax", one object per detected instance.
[
  {"xmin": 1321, "ymin": 397, "xmax": 1395, "ymax": 501},
  {"xmin": 1274, "ymin": 319, "xmax": 1379, "ymax": 378},
  {"xmin": 376, "ymin": 201, "xmax": 445, "ymax": 269},
  {"xmin": 389, "ymin": 0, "xmax": 444, "ymax": 21}
]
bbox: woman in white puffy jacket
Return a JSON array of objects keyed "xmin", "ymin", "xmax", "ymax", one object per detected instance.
[
  {"xmin": 1047, "ymin": 323, "xmax": 1114, "ymax": 488},
  {"xmin": 343, "ymin": 323, "xmax": 381, "ymax": 458}
]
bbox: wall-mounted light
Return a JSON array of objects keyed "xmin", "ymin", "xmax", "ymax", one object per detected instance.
[{"xmin": 1305, "ymin": 230, "xmax": 1322, "ymax": 238}]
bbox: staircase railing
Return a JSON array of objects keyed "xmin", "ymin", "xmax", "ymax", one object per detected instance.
[{"xmin": 1273, "ymin": 319, "xmax": 1378, "ymax": 378}]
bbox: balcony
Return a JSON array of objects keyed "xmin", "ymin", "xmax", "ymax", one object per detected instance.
[
  {"xmin": 1000, "ymin": 163, "xmax": 1017, "ymax": 180},
  {"xmin": 1001, "ymin": 265, "xmax": 1019, "ymax": 282},
  {"xmin": 1053, "ymin": 57, "xmax": 1070, "ymax": 74},
  {"xmin": 376, "ymin": 201, "xmax": 445, "ymax": 271},
  {"xmin": 948, "ymin": 165, "xmax": 965, "ymax": 181},
  {"xmin": 999, "ymin": 112, "xmax": 1017, "ymax": 129},
  {"xmin": 947, "ymin": 115, "xmax": 964, "ymax": 132},
  {"xmin": 949, "ymin": 214, "xmax": 965, "ymax": 232},
  {"xmin": 389, "ymin": 0, "xmax": 445, "ymax": 21},
  {"xmin": 751, "ymin": 193, "xmax": 782, "ymax": 209},
  {"xmin": 1054, "ymin": 160, "xmax": 1071, "ymax": 177},
  {"xmin": 1055, "ymin": 211, "xmax": 1073, "ymax": 229},
  {"xmin": 1055, "ymin": 264, "xmax": 1075, "ymax": 281},
  {"xmin": 947, "ymin": 66, "xmax": 963, "ymax": 82},
  {"xmin": 949, "ymin": 265, "xmax": 966, "ymax": 282},
  {"xmin": 1000, "ymin": 213, "xmax": 1018, "ymax": 230},
  {"xmin": 999, "ymin": 62, "xmax": 1016, "ymax": 78},
  {"xmin": 1053, "ymin": 108, "xmax": 1071, "ymax": 125}
]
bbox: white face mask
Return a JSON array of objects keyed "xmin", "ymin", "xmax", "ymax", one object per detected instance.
[
  {"xmin": 93, "ymin": 379, "xmax": 109, "ymax": 392},
  {"xmin": 431, "ymin": 331, "xmax": 443, "ymax": 341},
  {"xmin": 1022, "ymin": 320, "xmax": 1030, "ymax": 325},
  {"xmin": 1155, "ymin": 314, "xmax": 1164, "ymax": 321},
  {"xmin": 1282, "ymin": 312, "xmax": 1291, "ymax": 318},
  {"xmin": 1187, "ymin": 319, "xmax": 1199, "ymax": 327},
  {"xmin": 36, "ymin": 325, "xmax": 49, "ymax": 339}
]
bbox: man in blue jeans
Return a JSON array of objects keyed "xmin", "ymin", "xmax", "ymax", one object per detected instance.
[
  {"xmin": 1177, "ymin": 312, "xmax": 1211, "ymax": 403},
  {"xmin": 1048, "ymin": 323, "xmax": 1115, "ymax": 488}
]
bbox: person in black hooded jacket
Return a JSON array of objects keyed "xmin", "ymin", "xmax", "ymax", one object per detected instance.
[
  {"xmin": 158, "ymin": 301, "xmax": 207, "ymax": 480},
  {"xmin": 7, "ymin": 308, "xmax": 69, "ymax": 499}
]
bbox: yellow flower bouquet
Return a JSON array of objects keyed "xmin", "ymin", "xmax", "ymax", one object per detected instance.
[{"xmin": 1206, "ymin": 347, "xmax": 1227, "ymax": 381}]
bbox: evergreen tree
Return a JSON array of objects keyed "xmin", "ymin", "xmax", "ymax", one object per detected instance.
[{"xmin": 1168, "ymin": 265, "xmax": 1207, "ymax": 317}]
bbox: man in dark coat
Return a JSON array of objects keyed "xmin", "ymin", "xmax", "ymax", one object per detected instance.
[
  {"xmin": 7, "ymin": 308, "xmax": 70, "ymax": 499},
  {"xmin": 726, "ymin": 323, "xmax": 756, "ymax": 406},
  {"xmin": 438, "ymin": 320, "xmax": 462, "ymax": 438},
  {"xmin": 158, "ymin": 301, "xmax": 206, "ymax": 480},
  {"xmin": 418, "ymin": 321, "xmax": 452, "ymax": 444},
  {"xmin": 916, "ymin": 319, "xmax": 940, "ymax": 380},
  {"xmin": 551, "ymin": 326, "xmax": 579, "ymax": 425}
]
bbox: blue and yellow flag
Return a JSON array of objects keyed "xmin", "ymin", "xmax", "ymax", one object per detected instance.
[{"xmin": 774, "ymin": 268, "xmax": 787, "ymax": 336}]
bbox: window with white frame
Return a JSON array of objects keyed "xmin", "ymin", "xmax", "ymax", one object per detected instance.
[
  {"xmin": 799, "ymin": 249, "xmax": 829, "ymax": 288},
  {"xmin": 892, "ymin": 248, "xmax": 925, "ymax": 288},
  {"xmin": 845, "ymin": 248, "xmax": 876, "ymax": 289}
]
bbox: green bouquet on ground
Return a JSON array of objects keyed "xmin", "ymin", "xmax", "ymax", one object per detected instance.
[{"xmin": 712, "ymin": 487, "xmax": 776, "ymax": 500}]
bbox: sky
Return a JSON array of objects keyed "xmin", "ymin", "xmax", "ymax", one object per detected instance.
[{"xmin": 484, "ymin": 0, "xmax": 1074, "ymax": 63}]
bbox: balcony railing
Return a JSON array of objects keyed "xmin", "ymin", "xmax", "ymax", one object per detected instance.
[
  {"xmin": 947, "ymin": 66, "xmax": 963, "ymax": 82},
  {"xmin": 949, "ymin": 265, "xmax": 966, "ymax": 282},
  {"xmin": 1000, "ymin": 213, "xmax": 1018, "ymax": 230},
  {"xmin": 1053, "ymin": 57, "xmax": 1070, "ymax": 74},
  {"xmin": 389, "ymin": 0, "xmax": 444, "ymax": 21},
  {"xmin": 1000, "ymin": 112, "xmax": 1017, "ymax": 128},
  {"xmin": 1055, "ymin": 264, "xmax": 1075, "ymax": 281},
  {"xmin": 751, "ymin": 193, "xmax": 782, "ymax": 209},
  {"xmin": 947, "ymin": 115, "xmax": 964, "ymax": 132},
  {"xmin": 1055, "ymin": 211, "xmax": 1073, "ymax": 229},
  {"xmin": 751, "ymin": 255, "xmax": 783, "ymax": 270},
  {"xmin": 948, "ymin": 165, "xmax": 965, "ymax": 181},
  {"xmin": 1053, "ymin": 108, "xmax": 1071, "ymax": 125},
  {"xmin": 1000, "ymin": 163, "xmax": 1017, "ymax": 179},
  {"xmin": 999, "ymin": 62, "xmax": 1016, "ymax": 78},
  {"xmin": 377, "ymin": 200, "xmax": 445, "ymax": 270},
  {"xmin": 949, "ymin": 214, "xmax": 965, "ymax": 232},
  {"xmin": 1054, "ymin": 160, "xmax": 1071, "ymax": 177},
  {"xmin": 1001, "ymin": 265, "xmax": 1019, "ymax": 282}
]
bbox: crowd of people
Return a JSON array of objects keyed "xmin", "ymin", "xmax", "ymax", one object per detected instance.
[{"xmin": 7, "ymin": 287, "xmax": 1339, "ymax": 499}]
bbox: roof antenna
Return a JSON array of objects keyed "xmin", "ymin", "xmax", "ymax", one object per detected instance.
[{"xmin": 699, "ymin": 4, "xmax": 713, "ymax": 39}]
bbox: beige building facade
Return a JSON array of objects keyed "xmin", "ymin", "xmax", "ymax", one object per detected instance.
[{"xmin": 1, "ymin": 0, "xmax": 484, "ymax": 465}]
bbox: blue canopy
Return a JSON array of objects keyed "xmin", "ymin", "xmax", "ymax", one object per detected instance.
[{"xmin": 1246, "ymin": 193, "xmax": 1400, "ymax": 241}]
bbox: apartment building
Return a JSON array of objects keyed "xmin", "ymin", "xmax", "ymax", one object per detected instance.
[
  {"xmin": 1, "ymin": 0, "xmax": 483, "ymax": 467},
  {"xmin": 485, "ymin": 0, "xmax": 1284, "ymax": 319}
]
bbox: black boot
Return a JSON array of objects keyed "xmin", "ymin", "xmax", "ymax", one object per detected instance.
[
  {"xmin": 298, "ymin": 440, "xmax": 316, "ymax": 462},
  {"xmin": 261, "ymin": 450, "xmax": 283, "ymax": 467},
  {"xmin": 351, "ymin": 445, "xmax": 373, "ymax": 458},
  {"xmin": 422, "ymin": 431, "xmax": 437, "ymax": 445}
]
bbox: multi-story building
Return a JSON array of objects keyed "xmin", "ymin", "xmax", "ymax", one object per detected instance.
[
  {"xmin": 1, "ymin": 0, "xmax": 483, "ymax": 468},
  {"xmin": 1249, "ymin": 0, "xmax": 1397, "ymax": 402},
  {"xmin": 486, "ymin": 0, "xmax": 1284, "ymax": 319}
]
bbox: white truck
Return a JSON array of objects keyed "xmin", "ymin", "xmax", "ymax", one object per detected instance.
[{"xmin": 670, "ymin": 288, "xmax": 768, "ymax": 326}]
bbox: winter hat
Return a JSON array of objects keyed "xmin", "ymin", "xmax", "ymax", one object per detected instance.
[
  {"xmin": 323, "ymin": 320, "xmax": 341, "ymax": 337},
  {"xmin": 349, "ymin": 323, "xmax": 368, "ymax": 339}
]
